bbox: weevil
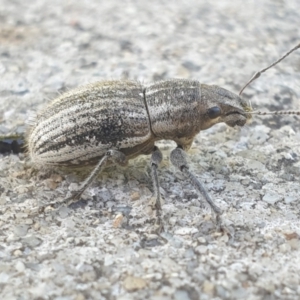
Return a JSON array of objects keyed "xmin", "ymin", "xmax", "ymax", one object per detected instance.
[{"xmin": 24, "ymin": 42, "xmax": 300, "ymax": 226}]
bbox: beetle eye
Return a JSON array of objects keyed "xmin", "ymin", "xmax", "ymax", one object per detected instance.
[{"xmin": 207, "ymin": 106, "xmax": 221, "ymax": 119}]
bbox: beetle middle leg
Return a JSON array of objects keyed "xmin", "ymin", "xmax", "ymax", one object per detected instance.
[
  {"xmin": 149, "ymin": 146, "xmax": 163, "ymax": 228},
  {"xmin": 170, "ymin": 146, "xmax": 223, "ymax": 223},
  {"xmin": 51, "ymin": 150, "xmax": 128, "ymax": 209}
]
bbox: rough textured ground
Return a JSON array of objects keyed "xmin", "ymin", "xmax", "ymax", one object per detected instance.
[{"xmin": 1, "ymin": 0, "xmax": 300, "ymax": 299}]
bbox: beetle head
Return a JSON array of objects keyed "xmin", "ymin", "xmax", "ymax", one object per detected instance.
[{"xmin": 200, "ymin": 84, "xmax": 252, "ymax": 129}]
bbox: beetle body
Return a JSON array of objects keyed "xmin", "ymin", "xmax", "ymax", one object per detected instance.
[
  {"xmin": 28, "ymin": 79, "xmax": 250, "ymax": 167},
  {"xmin": 27, "ymin": 78, "xmax": 252, "ymax": 220}
]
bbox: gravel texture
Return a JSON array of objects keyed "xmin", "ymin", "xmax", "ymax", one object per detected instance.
[{"xmin": 1, "ymin": 0, "xmax": 300, "ymax": 299}]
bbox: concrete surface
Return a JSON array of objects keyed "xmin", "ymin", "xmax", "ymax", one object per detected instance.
[{"xmin": 0, "ymin": 0, "xmax": 300, "ymax": 299}]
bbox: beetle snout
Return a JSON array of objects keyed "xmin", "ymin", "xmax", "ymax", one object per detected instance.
[{"xmin": 224, "ymin": 113, "xmax": 248, "ymax": 127}]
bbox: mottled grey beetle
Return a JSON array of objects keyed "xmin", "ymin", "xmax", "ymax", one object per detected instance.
[{"xmin": 27, "ymin": 43, "xmax": 300, "ymax": 226}]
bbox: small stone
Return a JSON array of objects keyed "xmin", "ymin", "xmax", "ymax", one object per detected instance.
[
  {"xmin": 248, "ymin": 263, "xmax": 263, "ymax": 277},
  {"xmin": 181, "ymin": 60, "xmax": 201, "ymax": 71},
  {"xmin": 75, "ymin": 294, "xmax": 86, "ymax": 300},
  {"xmin": 51, "ymin": 174, "xmax": 63, "ymax": 182},
  {"xmin": 264, "ymin": 233, "xmax": 273, "ymax": 240},
  {"xmin": 202, "ymin": 280, "xmax": 214, "ymax": 295},
  {"xmin": 15, "ymin": 212, "xmax": 29, "ymax": 219},
  {"xmin": 0, "ymin": 196, "xmax": 7, "ymax": 205},
  {"xmin": 184, "ymin": 248, "xmax": 195, "ymax": 259},
  {"xmin": 44, "ymin": 206, "xmax": 56, "ymax": 213},
  {"xmin": 123, "ymin": 276, "xmax": 147, "ymax": 291},
  {"xmin": 130, "ymin": 191, "xmax": 140, "ymax": 201},
  {"xmin": 44, "ymin": 178, "xmax": 59, "ymax": 190},
  {"xmin": 279, "ymin": 243, "xmax": 291, "ymax": 253},
  {"xmin": 98, "ymin": 188, "xmax": 113, "ymax": 202},
  {"xmin": 24, "ymin": 218, "xmax": 33, "ymax": 225},
  {"xmin": 195, "ymin": 245, "xmax": 208, "ymax": 254},
  {"xmin": 25, "ymin": 263, "xmax": 41, "ymax": 272},
  {"xmin": 197, "ymin": 237, "xmax": 206, "ymax": 244},
  {"xmin": 113, "ymin": 213, "xmax": 124, "ymax": 228},
  {"xmin": 175, "ymin": 227, "xmax": 198, "ymax": 235},
  {"xmin": 14, "ymin": 225, "xmax": 29, "ymax": 237},
  {"xmin": 248, "ymin": 127, "xmax": 270, "ymax": 145},
  {"xmin": 13, "ymin": 249, "xmax": 22, "ymax": 257},
  {"xmin": 15, "ymin": 261, "xmax": 25, "ymax": 272},
  {"xmin": 262, "ymin": 192, "xmax": 281, "ymax": 205},
  {"xmin": 58, "ymin": 206, "xmax": 69, "ymax": 218},
  {"xmin": 247, "ymin": 159, "xmax": 265, "ymax": 170},
  {"xmin": 219, "ymin": 233, "xmax": 229, "ymax": 243},
  {"xmin": 217, "ymin": 285, "xmax": 230, "ymax": 299},
  {"xmin": 284, "ymin": 196, "xmax": 298, "ymax": 204},
  {"xmin": 22, "ymin": 235, "xmax": 43, "ymax": 248},
  {"xmin": 284, "ymin": 232, "xmax": 299, "ymax": 240},
  {"xmin": 288, "ymin": 239, "xmax": 300, "ymax": 250},
  {"xmin": 174, "ymin": 290, "xmax": 191, "ymax": 300},
  {"xmin": 33, "ymin": 222, "xmax": 41, "ymax": 231}
]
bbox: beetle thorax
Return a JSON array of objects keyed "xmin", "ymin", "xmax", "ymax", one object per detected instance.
[{"xmin": 144, "ymin": 79, "xmax": 206, "ymax": 142}]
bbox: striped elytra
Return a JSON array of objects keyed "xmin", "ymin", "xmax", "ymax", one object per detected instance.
[{"xmin": 28, "ymin": 80, "xmax": 152, "ymax": 166}]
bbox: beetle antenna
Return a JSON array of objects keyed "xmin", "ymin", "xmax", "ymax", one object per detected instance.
[
  {"xmin": 239, "ymin": 42, "xmax": 300, "ymax": 96},
  {"xmin": 248, "ymin": 110, "xmax": 300, "ymax": 116}
]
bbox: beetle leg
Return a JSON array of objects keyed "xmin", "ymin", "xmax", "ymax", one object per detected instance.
[
  {"xmin": 52, "ymin": 150, "xmax": 128, "ymax": 208},
  {"xmin": 170, "ymin": 146, "xmax": 222, "ymax": 220},
  {"xmin": 150, "ymin": 146, "xmax": 163, "ymax": 219},
  {"xmin": 150, "ymin": 146, "xmax": 166, "ymax": 233}
]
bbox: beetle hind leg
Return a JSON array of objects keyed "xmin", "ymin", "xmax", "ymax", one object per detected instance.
[{"xmin": 50, "ymin": 150, "xmax": 128, "ymax": 209}]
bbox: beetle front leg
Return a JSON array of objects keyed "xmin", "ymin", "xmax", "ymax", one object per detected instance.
[
  {"xmin": 51, "ymin": 150, "xmax": 128, "ymax": 209},
  {"xmin": 170, "ymin": 146, "xmax": 222, "ymax": 222}
]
